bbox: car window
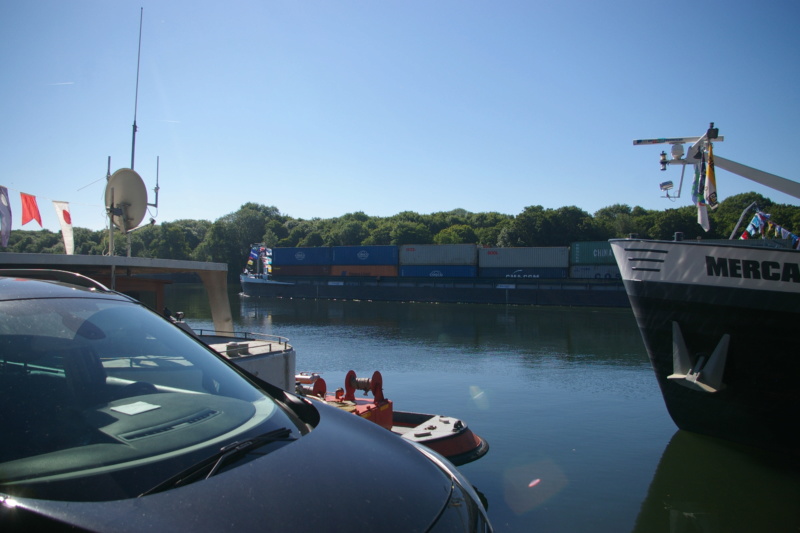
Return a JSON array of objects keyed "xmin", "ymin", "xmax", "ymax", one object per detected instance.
[{"xmin": 0, "ymin": 296, "xmax": 297, "ymax": 500}]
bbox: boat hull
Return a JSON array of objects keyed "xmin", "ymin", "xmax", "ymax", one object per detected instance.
[
  {"xmin": 196, "ymin": 330, "xmax": 296, "ymax": 391},
  {"xmin": 391, "ymin": 411, "xmax": 490, "ymax": 466},
  {"xmin": 611, "ymin": 239, "xmax": 800, "ymax": 455}
]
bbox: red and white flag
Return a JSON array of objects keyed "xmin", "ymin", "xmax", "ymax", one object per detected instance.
[
  {"xmin": 21, "ymin": 193, "xmax": 42, "ymax": 226},
  {"xmin": 52, "ymin": 201, "xmax": 74, "ymax": 255}
]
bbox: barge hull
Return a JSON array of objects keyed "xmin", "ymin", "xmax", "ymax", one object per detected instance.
[
  {"xmin": 626, "ymin": 277, "xmax": 800, "ymax": 454},
  {"xmin": 612, "ymin": 238, "xmax": 800, "ymax": 455},
  {"xmin": 241, "ymin": 277, "xmax": 629, "ymax": 307}
]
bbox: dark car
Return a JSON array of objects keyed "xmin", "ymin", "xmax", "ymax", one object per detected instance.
[{"xmin": 0, "ymin": 270, "xmax": 491, "ymax": 532}]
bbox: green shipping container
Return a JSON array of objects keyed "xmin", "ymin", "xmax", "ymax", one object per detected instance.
[{"xmin": 570, "ymin": 241, "xmax": 617, "ymax": 265}]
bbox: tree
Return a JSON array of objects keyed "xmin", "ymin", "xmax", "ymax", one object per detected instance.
[
  {"xmin": 172, "ymin": 219, "xmax": 212, "ymax": 250},
  {"xmin": 265, "ymin": 219, "xmax": 289, "ymax": 242},
  {"xmin": 362, "ymin": 222, "xmax": 393, "ymax": 245},
  {"xmin": 192, "ymin": 220, "xmax": 234, "ymax": 263},
  {"xmin": 332, "ymin": 221, "xmax": 368, "ymax": 245},
  {"xmin": 649, "ymin": 207, "xmax": 701, "ymax": 240},
  {"xmin": 594, "ymin": 204, "xmax": 638, "ymax": 238},
  {"xmin": 391, "ymin": 221, "xmax": 432, "ymax": 245},
  {"xmin": 547, "ymin": 206, "xmax": 605, "ymax": 244},
  {"xmin": 150, "ymin": 223, "xmax": 191, "ymax": 260},
  {"xmin": 299, "ymin": 231, "xmax": 325, "ymax": 247},
  {"xmin": 280, "ymin": 219, "xmax": 323, "ymax": 247},
  {"xmin": 710, "ymin": 193, "xmax": 773, "ymax": 238},
  {"xmin": 502, "ymin": 205, "xmax": 546, "ymax": 246},
  {"xmin": 433, "ymin": 225, "xmax": 477, "ymax": 244},
  {"xmin": 65, "ymin": 227, "xmax": 101, "ymax": 255}
]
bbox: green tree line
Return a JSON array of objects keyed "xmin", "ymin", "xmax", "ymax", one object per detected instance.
[{"xmin": 3, "ymin": 192, "xmax": 798, "ymax": 279}]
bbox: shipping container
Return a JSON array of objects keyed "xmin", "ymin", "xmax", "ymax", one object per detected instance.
[
  {"xmin": 570, "ymin": 241, "xmax": 617, "ymax": 265},
  {"xmin": 272, "ymin": 265, "xmax": 332, "ymax": 276},
  {"xmin": 399, "ymin": 244, "xmax": 477, "ymax": 266},
  {"xmin": 478, "ymin": 267, "xmax": 568, "ymax": 279},
  {"xmin": 569, "ymin": 265, "xmax": 621, "ymax": 280},
  {"xmin": 478, "ymin": 247, "xmax": 569, "ymax": 268},
  {"xmin": 331, "ymin": 246, "xmax": 398, "ymax": 265},
  {"xmin": 273, "ymin": 247, "xmax": 332, "ymax": 266},
  {"xmin": 330, "ymin": 265, "xmax": 399, "ymax": 277},
  {"xmin": 399, "ymin": 265, "xmax": 478, "ymax": 278}
]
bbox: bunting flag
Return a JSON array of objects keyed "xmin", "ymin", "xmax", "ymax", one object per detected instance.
[
  {"xmin": 245, "ymin": 247, "xmax": 259, "ymax": 271},
  {"xmin": 20, "ymin": 193, "xmax": 43, "ymax": 226},
  {"xmin": 52, "ymin": 201, "xmax": 74, "ymax": 255},
  {"xmin": 0, "ymin": 186, "xmax": 11, "ymax": 247},
  {"xmin": 742, "ymin": 211, "xmax": 800, "ymax": 248},
  {"xmin": 691, "ymin": 159, "xmax": 702, "ymax": 205},
  {"xmin": 704, "ymin": 143, "xmax": 718, "ymax": 209}
]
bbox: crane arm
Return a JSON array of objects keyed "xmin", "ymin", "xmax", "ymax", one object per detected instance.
[{"xmin": 714, "ymin": 156, "xmax": 800, "ymax": 201}]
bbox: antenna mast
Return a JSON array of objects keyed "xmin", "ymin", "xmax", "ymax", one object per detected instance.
[{"xmin": 131, "ymin": 7, "xmax": 143, "ymax": 169}]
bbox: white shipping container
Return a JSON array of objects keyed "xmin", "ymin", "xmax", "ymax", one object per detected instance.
[
  {"xmin": 479, "ymin": 247, "xmax": 569, "ymax": 268},
  {"xmin": 569, "ymin": 265, "xmax": 621, "ymax": 280},
  {"xmin": 399, "ymin": 244, "xmax": 477, "ymax": 265}
]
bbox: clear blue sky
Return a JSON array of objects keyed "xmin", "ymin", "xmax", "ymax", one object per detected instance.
[{"xmin": 2, "ymin": 0, "xmax": 799, "ymax": 232}]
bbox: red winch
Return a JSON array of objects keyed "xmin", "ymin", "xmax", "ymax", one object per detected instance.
[
  {"xmin": 296, "ymin": 370, "xmax": 394, "ymax": 430},
  {"xmin": 294, "ymin": 369, "xmax": 489, "ymax": 465},
  {"xmin": 296, "ymin": 372, "xmax": 327, "ymax": 397}
]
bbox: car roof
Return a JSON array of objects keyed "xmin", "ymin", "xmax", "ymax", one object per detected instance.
[{"xmin": 0, "ymin": 270, "xmax": 131, "ymax": 302}]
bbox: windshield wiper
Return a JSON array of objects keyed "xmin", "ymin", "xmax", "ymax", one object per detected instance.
[{"xmin": 139, "ymin": 427, "xmax": 295, "ymax": 497}]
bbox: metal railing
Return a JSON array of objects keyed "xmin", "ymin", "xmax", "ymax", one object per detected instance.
[{"xmin": 194, "ymin": 330, "xmax": 292, "ymax": 353}]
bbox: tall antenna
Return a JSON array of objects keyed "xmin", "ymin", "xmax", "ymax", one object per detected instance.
[{"xmin": 131, "ymin": 7, "xmax": 143, "ymax": 169}]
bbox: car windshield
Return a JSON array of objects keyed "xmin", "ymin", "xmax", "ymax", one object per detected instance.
[{"xmin": 0, "ymin": 295, "xmax": 300, "ymax": 501}]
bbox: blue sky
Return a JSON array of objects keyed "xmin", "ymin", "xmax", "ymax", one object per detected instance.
[{"xmin": 1, "ymin": 0, "xmax": 799, "ymax": 232}]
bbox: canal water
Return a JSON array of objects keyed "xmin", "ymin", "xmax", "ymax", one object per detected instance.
[{"xmin": 165, "ymin": 285, "xmax": 800, "ymax": 533}]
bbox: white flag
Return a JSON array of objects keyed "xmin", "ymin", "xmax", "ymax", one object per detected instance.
[
  {"xmin": 695, "ymin": 151, "xmax": 710, "ymax": 232},
  {"xmin": 53, "ymin": 201, "xmax": 74, "ymax": 255},
  {"xmin": 697, "ymin": 204, "xmax": 710, "ymax": 232},
  {"xmin": 704, "ymin": 143, "xmax": 718, "ymax": 209}
]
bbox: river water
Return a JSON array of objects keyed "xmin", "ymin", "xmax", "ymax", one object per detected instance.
[{"xmin": 165, "ymin": 284, "xmax": 800, "ymax": 533}]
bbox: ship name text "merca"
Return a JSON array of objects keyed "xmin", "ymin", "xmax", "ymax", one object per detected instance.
[{"xmin": 705, "ymin": 256, "xmax": 800, "ymax": 282}]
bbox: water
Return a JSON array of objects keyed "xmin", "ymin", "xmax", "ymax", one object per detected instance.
[{"xmin": 166, "ymin": 285, "xmax": 800, "ymax": 532}]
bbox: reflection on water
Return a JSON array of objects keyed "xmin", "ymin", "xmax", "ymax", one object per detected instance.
[
  {"xmin": 634, "ymin": 431, "xmax": 800, "ymax": 533},
  {"xmin": 237, "ymin": 295, "xmax": 647, "ymax": 358},
  {"xmin": 164, "ymin": 285, "xmax": 800, "ymax": 533}
]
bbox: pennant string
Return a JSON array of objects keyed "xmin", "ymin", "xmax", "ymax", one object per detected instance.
[{"xmin": 742, "ymin": 211, "xmax": 800, "ymax": 249}]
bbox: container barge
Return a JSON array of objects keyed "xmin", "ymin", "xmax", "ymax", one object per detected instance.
[{"xmin": 241, "ymin": 242, "xmax": 629, "ymax": 307}]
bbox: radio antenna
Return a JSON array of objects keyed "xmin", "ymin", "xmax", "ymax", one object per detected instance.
[{"xmin": 131, "ymin": 7, "xmax": 143, "ymax": 169}]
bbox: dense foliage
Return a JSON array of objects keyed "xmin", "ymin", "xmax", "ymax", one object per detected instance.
[{"xmin": 3, "ymin": 193, "xmax": 798, "ymax": 279}]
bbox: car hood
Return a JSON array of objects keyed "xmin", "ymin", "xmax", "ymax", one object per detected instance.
[{"xmin": 2, "ymin": 401, "xmax": 453, "ymax": 532}]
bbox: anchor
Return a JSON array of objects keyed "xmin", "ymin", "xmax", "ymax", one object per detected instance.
[{"xmin": 667, "ymin": 321, "xmax": 729, "ymax": 393}]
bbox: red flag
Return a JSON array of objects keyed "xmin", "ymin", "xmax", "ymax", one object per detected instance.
[{"xmin": 21, "ymin": 193, "xmax": 42, "ymax": 226}]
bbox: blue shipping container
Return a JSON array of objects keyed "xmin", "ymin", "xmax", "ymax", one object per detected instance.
[
  {"xmin": 399, "ymin": 265, "xmax": 478, "ymax": 278},
  {"xmin": 273, "ymin": 247, "xmax": 332, "ymax": 266},
  {"xmin": 331, "ymin": 246, "xmax": 399, "ymax": 265},
  {"xmin": 478, "ymin": 267, "xmax": 568, "ymax": 279}
]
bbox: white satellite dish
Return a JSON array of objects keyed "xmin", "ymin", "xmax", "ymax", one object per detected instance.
[{"xmin": 105, "ymin": 168, "xmax": 148, "ymax": 231}]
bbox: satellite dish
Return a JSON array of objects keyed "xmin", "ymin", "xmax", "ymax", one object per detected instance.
[{"xmin": 105, "ymin": 168, "xmax": 148, "ymax": 231}]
